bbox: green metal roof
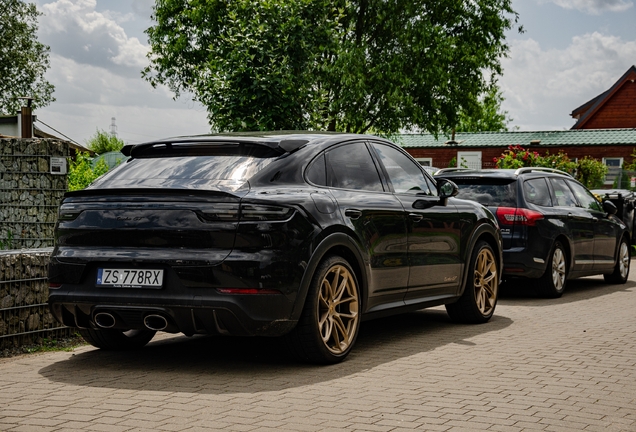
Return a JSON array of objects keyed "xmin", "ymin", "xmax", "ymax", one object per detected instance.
[{"xmin": 396, "ymin": 128, "xmax": 636, "ymax": 148}]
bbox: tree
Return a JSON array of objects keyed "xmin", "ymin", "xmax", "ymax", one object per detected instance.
[
  {"xmin": 67, "ymin": 152, "xmax": 109, "ymax": 191},
  {"xmin": 86, "ymin": 129, "xmax": 125, "ymax": 154},
  {"xmin": 144, "ymin": 0, "xmax": 518, "ymax": 134},
  {"xmin": 0, "ymin": 0, "xmax": 54, "ymax": 114},
  {"xmin": 455, "ymin": 83, "xmax": 512, "ymax": 133}
]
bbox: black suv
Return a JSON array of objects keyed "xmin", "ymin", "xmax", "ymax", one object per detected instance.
[
  {"xmin": 49, "ymin": 132, "xmax": 502, "ymax": 364},
  {"xmin": 435, "ymin": 167, "xmax": 630, "ymax": 297}
]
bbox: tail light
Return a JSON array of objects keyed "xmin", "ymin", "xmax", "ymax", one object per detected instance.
[
  {"xmin": 240, "ymin": 205, "xmax": 294, "ymax": 221},
  {"xmin": 496, "ymin": 207, "xmax": 544, "ymax": 226},
  {"xmin": 198, "ymin": 204, "xmax": 293, "ymax": 222}
]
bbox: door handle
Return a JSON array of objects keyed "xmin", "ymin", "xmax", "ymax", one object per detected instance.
[
  {"xmin": 345, "ymin": 209, "xmax": 362, "ymax": 220},
  {"xmin": 409, "ymin": 213, "xmax": 423, "ymax": 222},
  {"xmin": 567, "ymin": 213, "xmax": 573, "ymax": 219},
  {"xmin": 592, "ymin": 217, "xmax": 598, "ymax": 223}
]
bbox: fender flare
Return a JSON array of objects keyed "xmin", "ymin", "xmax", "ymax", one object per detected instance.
[
  {"xmin": 289, "ymin": 232, "xmax": 369, "ymax": 321},
  {"xmin": 457, "ymin": 222, "xmax": 503, "ymax": 297}
]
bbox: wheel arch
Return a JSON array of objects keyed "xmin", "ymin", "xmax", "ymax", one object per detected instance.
[
  {"xmin": 290, "ymin": 232, "xmax": 368, "ymax": 322},
  {"xmin": 554, "ymin": 234, "xmax": 573, "ymax": 275},
  {"xmin": 457, "ymin": 222, "xmax": 503, "ymax": 298}
]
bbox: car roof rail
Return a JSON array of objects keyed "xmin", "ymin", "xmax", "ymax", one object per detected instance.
[
  {"xmin": 514, "ymin": 167, "xmax": 573, "ymax": 178},
  {"xmin": 433, "ymin": 168, "xmax": 476, "ymax": 175}
]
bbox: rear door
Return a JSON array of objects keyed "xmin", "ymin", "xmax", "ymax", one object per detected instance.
[
  {"xmin": 549, "ymin": 178, "xmax": 595, "ymax": 271},
  {"xmin": 324, "ymin": 141, "xmax": 409, "ymax": 312}
]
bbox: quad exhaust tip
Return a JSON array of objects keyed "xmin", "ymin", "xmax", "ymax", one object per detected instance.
[
  {"xmin": 94, "ymin": 312, "xmax": 116, "ymax": 329},
  {"xmin": 144, "ymin": 314, "xmax": 168, "ymax": 331}
]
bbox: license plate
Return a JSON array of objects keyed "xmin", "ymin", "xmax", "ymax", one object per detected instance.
[{"xmin": 97, "ymin": 269, "xmax": 164, "ymax": 288}]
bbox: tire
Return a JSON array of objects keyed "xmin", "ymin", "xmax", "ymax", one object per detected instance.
[
  {"xmin": 78, "ymin": 328, "xmax": 156, "ymax": 350},
  {"xmin": 286, "ymin": 255, "xmax": 361, "ymax": 364},
  {"xmin": 604, "ymin": 237, "xmax": 630, "ymax": 284},
  {"xmin": 446, "ymin": 240, "xmax": 499, "ymax": 323},
  {"xmin": 537, "ymin": 241, "xmax": 567, "ymax": 298}
]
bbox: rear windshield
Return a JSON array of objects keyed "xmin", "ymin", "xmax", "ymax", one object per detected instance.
[
  {"xmin": 91, "ymin": 155, "xmax": 276, "ymax": 192},
  {"xmin": 451, "ymin": 178, "xmax": 517, "ymax": 207}
]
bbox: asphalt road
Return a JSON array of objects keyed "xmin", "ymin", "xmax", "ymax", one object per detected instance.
[{"xmin": 1, "ymin": 270, "xmax": 635, "ymax": 431}]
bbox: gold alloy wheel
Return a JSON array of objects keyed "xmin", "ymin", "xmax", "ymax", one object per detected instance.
[
  {"xmin": 619, "ymin": 241, "xmax": 630, "ymax": 279},
  {"xmin": 318, "ymin": 264, "xmax": 360, "ymax": 354},
  {"xmin": 552, "ymin": 247, "xmax": 566, "ymax": 290},
  {"xmin": 473, "ymin": 247, "xmax": 498, "ymax": 315}
]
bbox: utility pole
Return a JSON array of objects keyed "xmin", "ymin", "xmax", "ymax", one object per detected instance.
[{"xmin": 109, "ymin": 117, "xmax": 118, "ymax": 138}]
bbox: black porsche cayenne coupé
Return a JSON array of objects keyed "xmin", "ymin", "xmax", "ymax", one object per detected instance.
[{"xmin": 49, "ymin": 132, "xmax": 502, "ymax": 363}]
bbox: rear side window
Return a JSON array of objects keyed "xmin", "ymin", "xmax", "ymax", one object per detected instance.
[
  {"xmin": 452, "ymin": 178, "xmax": 517, "ymax": 207},
  {"xmin": 549, "ymin": 178, "xmax": 578, "ymax": 207},
  {"xmin": 306, "ymin": 154, "xmax": 327, "ymax": 186},
  {"xmin": 523, "ymin": 178, "xmax": 552, "ymax": 207},
  {"xmin": 326, "ymin": 142, "xmax": 384, "ymax": 191}
]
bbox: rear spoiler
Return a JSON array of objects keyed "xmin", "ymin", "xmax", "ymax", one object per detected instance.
[{"xmin": 120, "ymin": 139, "xmax": 309, "ymax": 158}]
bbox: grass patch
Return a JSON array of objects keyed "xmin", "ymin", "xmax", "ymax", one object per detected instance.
[{"xmin": 1, "ymin": 333, "xmax": 87, "ymax": 358}]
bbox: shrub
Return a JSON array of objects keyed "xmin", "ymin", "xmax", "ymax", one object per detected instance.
[
  {"xmin": 68, "ymin": 152, "xmax": 109, "ymax": 191},
  {"xmin": 576, "ymin": 156, "xmax": 608, "ymax": 189}
]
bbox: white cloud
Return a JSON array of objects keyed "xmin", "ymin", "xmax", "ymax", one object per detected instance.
[
  {"xmin": 39, "ymin": 0, "xmax": 148, "ymax": 75},
  {"xmin": 500, "ymin": 32, "xmax": 636, "ymax": 130},
  {"xmin": 541, "ymin": 0, "xmax": 633, "ymax": 14},
  {"xmin": 32, "ymin": 0, "xmax": 211, "ymax": 144},
  {"xmin": 37, "ymin": 54, "xmax": 209, "ymax": 144}
]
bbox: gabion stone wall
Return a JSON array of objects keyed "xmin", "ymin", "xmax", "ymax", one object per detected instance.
[
  {"xmin": 0, "ymin": 138, "xmax": 69, "ymax": 249},
  {"xmin": 0, "ymin": 249, "xmax": 73, "ymax": 350}
]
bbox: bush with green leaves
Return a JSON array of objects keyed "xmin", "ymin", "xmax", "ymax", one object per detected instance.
[
  {"xmin": 68, "ymin": 152, "xmax": 109, "ymax": 191},
  {"xmin": 494, "ymin": 146, "xmax": 607, "ymax": 188},
  {"xmin": 576, "ymin": 156, "xmax": 608, "ymax": 189}
]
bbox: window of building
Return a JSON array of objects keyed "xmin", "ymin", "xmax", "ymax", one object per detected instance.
[
  {"xmin": 603, "ymin": 157, "xmax": 623, "ymax": 186},
  {"xmin": 415, "ymin": 157, "xmax": 433, "ymax": 167}
]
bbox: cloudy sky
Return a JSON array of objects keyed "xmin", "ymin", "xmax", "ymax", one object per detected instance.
[{"xmin": 30, "ymin": 0, "xmax": 636, "ymax": 146}]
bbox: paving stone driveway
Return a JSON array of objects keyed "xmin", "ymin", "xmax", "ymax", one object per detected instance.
[{"xmin": 1, "ymin": 272, "xmax": 635, "ymax": 432}]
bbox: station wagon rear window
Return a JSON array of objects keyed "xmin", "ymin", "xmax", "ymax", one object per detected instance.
[{"xmin": 451, "ymin": 178, "xmax": 517, "ymax": 207}]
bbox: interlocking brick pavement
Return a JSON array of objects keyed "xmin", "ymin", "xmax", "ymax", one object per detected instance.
[{"xmin": 1, "ymin": 271, "xmax": 635, "ymax": 431}]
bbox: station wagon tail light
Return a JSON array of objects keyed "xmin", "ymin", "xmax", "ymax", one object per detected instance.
[{"xmin": 496, "ymin": 207, "xmax": 544, "ymax": 226}]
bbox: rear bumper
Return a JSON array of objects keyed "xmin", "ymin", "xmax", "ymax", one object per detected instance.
[
  {"xmin": 48, "ymin": 246, "xmax": 308, "ymax": 337},
  {"xmin": 49, "ymin": 294, "xmax": 297, "ymax": 337},
  {"xmin": 502, "ymin": 248, "xmax": 546, "ymax": 279}
]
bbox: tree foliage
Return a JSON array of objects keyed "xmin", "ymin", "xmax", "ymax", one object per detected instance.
[
  {"xmin": 68, "ymin": 152, "xmax": 109, "ymax": 191},
  {"xmin": 86, "ymin": 129, "xmax": 125, "ymax": 154},
  {"xmin": 455, "ymin": 84, "xmax": 512, "ymax": 133},
  {"xmin": 0, "ymin": 0, "xmax": 54, "ymax": 114},
  {"xmin": 144, "ymin": 0, "xmax": 518, "ymax": 134}
]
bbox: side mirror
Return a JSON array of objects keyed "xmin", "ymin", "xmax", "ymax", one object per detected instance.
[
  {"xmin": 603, "ymin": 200, "xmax": 618, "ymax": 215},
  {"xmin": 437, "ymin": 178, "xmax": 459, "ymax": 206},
  {"xmin": 438, "ymin": 178, "xmax": 459, "ymax": 198}
]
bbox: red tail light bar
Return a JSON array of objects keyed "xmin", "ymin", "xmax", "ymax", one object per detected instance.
[{"xmin": 496, "ymin": 207, "xmax": 544, "ymax": 227}]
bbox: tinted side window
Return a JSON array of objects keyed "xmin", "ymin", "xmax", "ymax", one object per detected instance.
[
  {"xmin": 549, "ymin": 178, "xmax": 578, "ymax": 207},
  {"xmin": 371, "ymin": 143, "xmax": 432, "ymax": 195},
  {"xmin": 326, "ymin": 142, "xmax": 384, "ymax": 191},
  {"xmin": 567, "ymin": 180, "xmax": 602, "ymax": 211},
  {"xmin": 306, "ymin": 154, "xmax": 326, "ymax": 186},
  {"xmin": 523, "ymin": 178, "xmax": 552, "ymax": 207}
]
